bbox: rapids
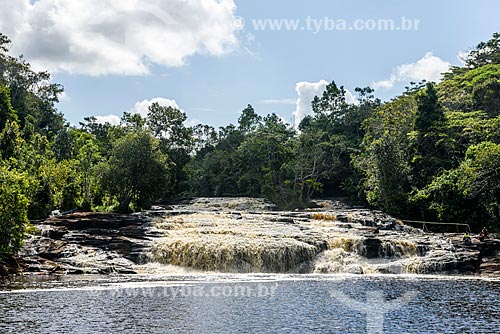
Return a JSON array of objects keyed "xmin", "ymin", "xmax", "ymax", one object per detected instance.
[{"xmin": 146, "ymin": 198, "xmax": 478, "ymax": 275}]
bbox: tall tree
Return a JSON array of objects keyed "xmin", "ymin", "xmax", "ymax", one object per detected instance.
[
  {"xmin": 0, "ymin": 33, "xmax": 64, "ymax": 138},
  {"xmin": 411, "ymin": 83, "xmax": 451, "ymax": 188},
  {"xmin": 465, "ymin": 32, "xmax": 500, "ymax": 68},
  {"xmin": 147, "ymin": 102, "xmax": 193, "ymax": 196},
  {"xmin": 238, "ymin": 104, "xmax": 262, "ymax": 133},
  {"xmin": 98, "ymin": 130, "xmax": 170, "ymax": 213},
  {"xmin": 0, "ymin": 85, "xmax": 18, "ymax": 132},
  {"xmin": 355, "ymin": 92, "xmax": 416, "ymax": 216},
  {"xmin": 0, "ymin": 166, "xmax": 31, "ymax": 259}
]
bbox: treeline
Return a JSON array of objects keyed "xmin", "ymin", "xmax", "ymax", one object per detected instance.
[{"xmin": 2, "ymin": 32, "xmax": 500, "ymax": 259}]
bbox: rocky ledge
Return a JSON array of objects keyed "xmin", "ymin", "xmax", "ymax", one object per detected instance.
[
  {"xmin": 2, "ymin": 197, "xmax": 500, "ymax": 276},
  {"xmin": 1, "ymin": 212, "xmax": 163, "ymax": 275}
]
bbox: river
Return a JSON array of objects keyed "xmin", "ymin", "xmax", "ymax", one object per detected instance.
[{"xmin": 1, "ymin": 273, "xmax": 499, "ymax": 333}]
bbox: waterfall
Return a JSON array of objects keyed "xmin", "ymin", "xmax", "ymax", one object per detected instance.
[
  {"xmin": 151, "ymin": 237, "xmax": 318, "ymax": 273},
  {"xmin": 379, "ymin": 240, "xmax": 418, "ymax": 258},
  {"xmin": 147, "ymin": 202, "xmax": 470, "ymax": 275},
  {"xmin": 313, "ymin": 249, "xmax": 368, "ymax": 274},
  {"xmin": 327, "ymin": 237, "xmax": 364, "ymax": 253},
  {"xmin": 403, "ymin": 250, "xmax": 462, "ymax": 274},
  {"xmin": 149, "ymin": 212, "xmax": 321, "ymax": 272},
  {"xmin": 326, "ymin": 238, "xmax": 418, "ymax": 258}
]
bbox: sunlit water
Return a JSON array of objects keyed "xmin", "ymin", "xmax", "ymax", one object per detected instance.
[{"xmin": 1, "ymin": 273, "xmax": 500, "ymax": 333}]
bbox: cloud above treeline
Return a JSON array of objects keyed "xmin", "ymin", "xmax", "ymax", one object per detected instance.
[
  {"xmin": 129, "ymin": 97, "xmax": 182, "ymax": 117},
  {"xmin": 0, "ymin": 0, "xmax": 239, "ymax": 76},
  {"xmin": 372, "ymin": 52, "xmax": 450, "ymax": 90},
  {"xmin": 93, "ymin": 97, "xmax": 182, "ymax": 125},
  {"xmin": 293, "ymin": 80, "xmax": 356, "ymax": 129},
  {"xmin": 93, "ymin": 114, "xmax": 121, "ymax": 126}
]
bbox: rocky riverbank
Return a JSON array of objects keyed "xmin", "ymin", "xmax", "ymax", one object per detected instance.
[
  {"xmin": 1, "ymin": 212, "xmax": 162, "ymax": 275},
  {"xmin": 2, "ymin": 197, "xmax": 500, "ymax": 276}
]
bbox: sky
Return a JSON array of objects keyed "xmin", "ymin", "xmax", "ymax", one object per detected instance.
[{"xmin": 1, "ymin": 0, "xmax": 500, "ymax": 128}]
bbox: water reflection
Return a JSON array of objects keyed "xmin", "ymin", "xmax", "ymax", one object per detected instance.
[{"xmin": 1, "ymin": 275, "xmax": 500, "ymax": 333}]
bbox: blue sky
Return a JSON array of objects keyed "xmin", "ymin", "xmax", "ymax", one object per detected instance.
[{"xmin": 2, "ymin": 0, "xmax": 500, "ymax": 128}]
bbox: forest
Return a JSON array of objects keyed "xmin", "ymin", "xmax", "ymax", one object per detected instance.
[{"xmin": 2, "ymin": 32, "xmax": 500, "ymax": 259}]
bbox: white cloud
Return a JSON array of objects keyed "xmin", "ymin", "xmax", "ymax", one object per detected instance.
[
  {"xmin": 260, "ymin": 98, "xmax": 297, "ymax": 105},
  {"xmin": 293, "ymin": 80, "xmax": 356, "ymax": 129},
  {"xmin": 372, "ymin": 52, "xmax": 450, "ymax": 90},
  {"xmin": 0, "ymin": 0, "xmax": 239, "ymax": 76},
  {"xmin": 93, "ymin": 114, "xmax": 121, "ymax": 125},
  {"xmin": 344, "ymin": 89, "xmax": 357, "ymax": 105},
  {"xmin": 293, "ymin": 80, "xmax": 328, "ymax": 128},
  {"xmin": 129, "ymin": 97, "xmax": 181, "ymax": 118},
  {"xmin": 457, "ymin": 50, "xmax": 471, "ymax": 65},
  {"xmin": 92, "ymin": 97, "xmax": 182, "ymax": 125}
]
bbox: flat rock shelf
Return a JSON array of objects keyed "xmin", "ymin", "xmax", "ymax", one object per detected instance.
[{"xmin": 2, "ymin": 197, "xmax": 500, "ymax": 276}]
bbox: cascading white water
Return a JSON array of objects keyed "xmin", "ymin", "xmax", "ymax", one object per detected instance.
[
  {"xmin": 313, "ymin": 248, "xmax": 368, "ymax": 274},
  {"xmin": 148, "ymin": 202, "xmax": 470, "ymax": 275},
  {"xmin": 152, "ymin": 236, "xmax": 319, "ymax": 273},
  {"xmin": 379, "ymin": 240, "xmax": 419, "ymax": 258},
  {"xmin": 149, "ymin": 212, "xmax": 322, "ymax": 272}
]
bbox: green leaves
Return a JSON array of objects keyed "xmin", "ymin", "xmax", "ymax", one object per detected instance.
[
  {"xmin": 98, "ymin": 130, "xmax": 170, "ymax": 213},
  {"xmin": 411, "ymin": 142, "xmax": 500, "ymax": 228},
  {"xmin": 238, "ymin": 104, "xmax": 261, "ymax": 133},
  {"xmin": 465, "ymin": 32, "xmax": 500, "ymax": 68},
  {"xmin": 0, "ymin": 34, "xmax": 64, "ymax": 139},
  {"xmin": 414, "ymin": 83, "xmax": 443, "ymax": 131},
  {"xmin": 147, "ymin": 102, "xmax": 193, "ymax": 150},
  {"xmin": 0, "ymin": 85, "xmax": 18, "ymax": 134},
  {"xmin": 146, "ymin": 102, "xmax": 193, "ymax": 195},
  {"xmin": 312, "ymin": 81, "xmax": 348, "ymax": 120},
  {"xmin": 0, "ymin": 166, "xmax": 31, "ymax": 259},
  {"xmin": 354, "ymin": 93, "xmax": 416, "ymax": 214}
]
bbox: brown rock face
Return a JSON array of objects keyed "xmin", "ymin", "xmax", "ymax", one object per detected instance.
[
  {"xmin": 7, "ymin": 198, "xmax": 500, "ymax": 276},
  {"xmin": 15, "ymin": 212, "xmax": 160, "ymax": 275}
]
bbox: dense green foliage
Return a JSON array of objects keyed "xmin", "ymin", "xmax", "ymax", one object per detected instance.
[
  {"xmin": 0, "ymin": 165, "xmax": 31, "ymax": 259},
  {"xmin": 98, "ymin": 130, "xmax": 170, "ymax": 212},
  {"xmin": 3, "ymin": 32, "xmax": 500, "ymax": 258}
]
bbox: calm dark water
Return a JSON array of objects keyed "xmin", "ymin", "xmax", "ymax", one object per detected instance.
[{"xmin": 1, "ymin": 274, "xmax": 499, "ymax": 334}]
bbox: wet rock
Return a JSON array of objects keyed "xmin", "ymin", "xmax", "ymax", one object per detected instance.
[
  {"xmin": 335, "ymin": 214, "xmax": 349, "ymax": 223},
  {"xmin": 345, "ymin": 264, "xmax": 364, "ymax": 274},
  {"xmin": 146, "ymin": 199, "xmax": 494, "ymax": 275},
  {"xmin": 9, "ymin": 198, "xmax": 499, "ymax": 277},
  {"xmin": 476, "ymin": 240, "xmax": 500, "ymax": 276},
  {"xmin": 361, "ymin": 238, "xmax": 382, "ymax": 258},
  {"xmin": 171, "ymin": 197, "xmax": 277, "ymax": 212},
  {"xmin": 15, "ymin": 212, "xmax": 156, "ymax": 275},
  {"xmin": 0, "ymin": 258, "xmax": 20, "ymax": 276},
  {"xmin": 0, "ymin": 263, "xmax": 7, "ymax": 276},
  {"xmin": 404, "ymin": 248, "xmax": 480, "ymax": 274}
]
